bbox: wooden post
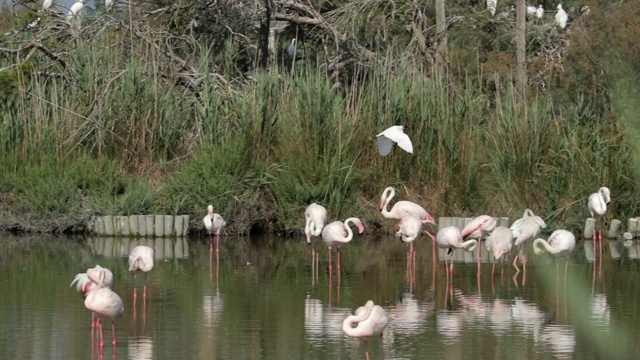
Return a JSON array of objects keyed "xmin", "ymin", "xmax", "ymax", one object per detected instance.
[
  {"xmin": 583, "ymin": 218, "xmax": 595, "ymax": 239},
  {"xmin": 607, "ymin": 219, "xmax": 621, "ymax": 238}
]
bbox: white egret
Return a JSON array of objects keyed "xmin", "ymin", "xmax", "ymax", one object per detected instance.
[
  {"xmin": 42, "ymin": 0, "xmax": 52, "ymax": 11},
  {"xmin": 536, "ymin": 4, "xmax": 544, "ymax": 18},
  {"xmin": 105, "ymin": 0, "xmax": 113, "ymax": 11},
  {"xmin": 487, "ymin": 0, "xmax": 497, "ymax": 16},
  {"xmin": 555, "ymin": 4, "xmax": 568, "ymax": 29},
  {"xmin": 376, "ymin": 125, "xmax": 413, "ymax": 156}
]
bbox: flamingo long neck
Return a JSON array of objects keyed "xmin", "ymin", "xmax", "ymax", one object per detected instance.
[
  {"xmin": 461, "ymin": 239, "xmax": 478, "ymax": 252},
  {"xmin": 335, "ymin": 222, "xmax": 355, "ymax": 244},
  {"xmin": 380, "ymin": 188, "xmax": 395, "ymax": 216},
  {"xmin": 342, "ymin": 304, "xmax": 374, "ymax": 337},
  {"xmin": 598, "ymin": 190, "xmax": 608, "ymax": 212},
  {"xmin": 305, "ymin": 217, "xmax": 313, "ymax": 243},
  {"xmin": 533, "ymin": 238, "xmax": 557, "ymax": 254}
]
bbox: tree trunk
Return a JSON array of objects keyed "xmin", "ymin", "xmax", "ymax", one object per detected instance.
[
  {"xmin": 435, "ymin": 0, "xmax": 447, "ymax": 78},
  {"xmin": 257, "ymin": 0, "xmax": 271, "ymax": 69},
  {"xmin": 515, "ymin": 0, "xmax": 526, "ymax": 100}
]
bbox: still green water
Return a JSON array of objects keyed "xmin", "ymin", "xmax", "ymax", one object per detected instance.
[{"xmin": 0, "ymin": 233, "xmax": 638, "ymax": 359}]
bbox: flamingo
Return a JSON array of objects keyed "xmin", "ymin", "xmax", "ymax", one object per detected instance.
[
  {"xmin": 343, "ymin": 300, "xmax": 388, "ymax": 360},
  {"xmin": 588, "ymin": 187, "xmax": 610, "ymax": 274},
  {"xmin": 485, "ymin": 226, "xmax": 514, "ymax": 279},
  {"xmin": 436, "ymin": 226, "xmax": 478, "ymax": 279},
  {"xmin": 461, "ymin": 215, "xmax": 497, "ymax": 272},
  {"xmin": 321, "ymin": 217, "xmax": 364, "ymax": 274},
  {"xmin": 533, "ymin": 229, "xmax": 576, "ymax": 283},
  {"xmin": 379, "ymin": 187, "xmax": 436, "ymax": 224},
  {"xmin": 129, "ymin": 245, "xmax": 154, "ymax": 301},
  {"xmin": 204, "ymin": 204, "xmax": 226, "ymax": 254},
  {"xmin": 305, "ymin": 203, "xmax": 327, "ymax": 284},
  {"xmin": 396, "ymin": 217, "xmax": 423, "ymax": 285},
  {"xmin": 71, "ymin": 265, "xmax": 114, "ymax": 329},
  {"xmin": 511, "ymin": 208, "xmax": 546, "ymax": 277},
  {"xmin": 84, "ymin": 267, "xmax": 124, "ymax": 347},
  {"xmin": 555, "ymin": 4, "xmax": 568, "ymax": 29},
  {"xmin": 376, "ymin": 125, "xmax": 413, "ymax": 156}
]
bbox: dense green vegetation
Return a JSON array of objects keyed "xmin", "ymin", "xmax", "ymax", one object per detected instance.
[{"xmin": 0, "ymin": 1, "xmax": 639, "ymax": 234}]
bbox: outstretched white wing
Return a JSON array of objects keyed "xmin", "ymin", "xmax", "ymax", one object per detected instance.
[{"xmin": 376, "ymin": 126, "xmax": 413, "ymax": 155}]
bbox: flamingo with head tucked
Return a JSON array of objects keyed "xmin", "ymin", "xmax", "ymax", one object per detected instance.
[
  {"xmin": 129, "ymin": 245, "xmax": 154, "ymax": 301},
  {"xmin": 510, "ymin": 208, "xmax": 546, "ymax": 277},
  {"xmin": 322, "ymin": 217, "xmax": 364, "ymax": 274},
  {"xmin": 533, "ymin": 229, "xmax": 576, "ymax": 283},
  {"xmin": 343, "ymin": 300, "xmax": 388, "ymax": 360},
  {"xmin": 436, "ymin": 226, "xmax": 478, "ymax": 280},
  {"xmin": 84, "ymin": 267, "xmax": 124, "ymax": 348},
  {"xmin": 588, "ymin": 187, "xmax": 610, "ymax": 267},
  {"xmin": 305, "ymin": 203, "xmax": 327, "ymax": 280}
]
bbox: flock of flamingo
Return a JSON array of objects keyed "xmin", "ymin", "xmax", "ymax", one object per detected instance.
[{"xmin": 69, "ymin": 124, "xmax": 612, "ymax": 359}]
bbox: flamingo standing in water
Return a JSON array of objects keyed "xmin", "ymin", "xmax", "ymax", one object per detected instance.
[
  {"xmin": 321, "ymin": 217, "xmax": 364, "ymax": 275},
  {"xmin": 129, "ymin": 245, "xmax": 154, "ymax": 301},
  {"xmin": 305, "ymin": 203, "xmax": 327, "ymax": 283},
  {"xmin": 84, "ymin": 267, "xmax": 124, "ymax": 347},
  {"xmin": 343, "ymin": 300, "xmax": 388, "ymax": 360},
  {"xmin": 533, "ymin": 229, "xmax": 576, "ymax": 283},
  {"xmin": 485, "ymin": 226, "xmax": 514, "ymax": 280},
  {"xmin": 204, "ymin": 204, "xmax": 226, "ymax": 254},
  {"xmin": 380, "ymin": 186, "xmax": 437, "ymax": 262},
  {"xmin": 511, "ymin": 208, "xmax": 546, "ymax": 282},
  {"xmin": 588, "ymin": 187, "xmax": 610, "ymax": 269},
  {"xmin": 396, "ymin": 217, "xmax": 422, "ymax": 284},
  {"xmin": 71, "ymin": 265, "xmax": 114, "ymax": 328},
  {"xmin": 461, "ymin": 215, "xmax": 497, "ymax": 274},
  {"xmin": 436, "ymin": 226, "xmax": 478, "ymax": 281}
]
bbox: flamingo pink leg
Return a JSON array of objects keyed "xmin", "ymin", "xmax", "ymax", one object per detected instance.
[{"xmin": 111, "ymin": 320, "xmax": 117, "ymax": 346}]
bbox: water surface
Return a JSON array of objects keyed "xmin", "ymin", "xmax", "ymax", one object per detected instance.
[{"xmin": 0, "ymin": 233, "xmax": 638, "ymax": 359}]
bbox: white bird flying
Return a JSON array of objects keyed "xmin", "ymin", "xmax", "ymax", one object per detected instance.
[{"xmin": 376, "ymin": 125, "xmax": 413, "ymax": 156}]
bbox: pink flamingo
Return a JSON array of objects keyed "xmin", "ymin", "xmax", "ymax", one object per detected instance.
[
  {"xmin": 84, "ymin": 267, "xmax": 124, "ymax": 347},
  {"xmin": 533, "ymin": 229, "xmax": 576, "ymax": 284},
  {"xmin": 321, "ymin": 217, "xmax": 364, "ymax": 275},
  {"xmin": 380, "ymin": 186, "xmax": 437, "ymax": 262},
  {"xmin": 129, "ymin": 245, "xmax": 154, "ymax": 301},
  {"xmin": 71, "ymin": 265, "xmax": 114, "ymax": 329},
  {"xmin": 510, "ymin": 208, "xmax": 546, "ymax": 284},
  {"xmin": 436, "ymin": 226, "xmax": 478, "ymax": 281},
  {"xmin": 588, "ymin": 187, "xmax": 610, "ymax": 272},
  {"xmin": 396, "ymin": 217, "xmax": 422, "ymax": 285},
  {"xmin": 485, "ymin": 226, "xmax": 514, "ymax": 280},
  {"xmin": 343, "ymin": 300, "xmax": 388, "ymax": 360},
  {"xmin": 204, "ymin": 204, "xmax": 226, "ymax": 254},
  {"xmin": 461, "ymin": 215, "xmax": 497, "ymax": 273},
  {"xmin": 305, "ymin": 203, "xmax": 327, "ymax": 283}
]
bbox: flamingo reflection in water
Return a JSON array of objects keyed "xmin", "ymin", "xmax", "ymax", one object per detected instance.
[
  {"xmin": 71, "ymin": 265, "xmax": 113, "ymax": 330},
  {"xmin": 343, "ymin": 300, "xmax": 388, "ymax": 360},
  {"xmin": 304, "ymin": 203, "xmax": 327, "ymax": 286},
  {"xmin": 84, "ymin": 267, "xmax": 124, "ymax": 348}
]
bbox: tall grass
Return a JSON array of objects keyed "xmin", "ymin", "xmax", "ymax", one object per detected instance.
[{"xmin": 0, "ymin": 29, "xmax": 637, "ymax": 234}]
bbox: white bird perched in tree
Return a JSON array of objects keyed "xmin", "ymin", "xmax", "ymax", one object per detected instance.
[
  {"xmin": 487, "ymin": 0, "xmax": 497, "ymax": 16},
  {"xmin": 105, "ymin": 0, "xmax": 113, "ymax": 11},
  {"xmin": 536, "ymin": 5, "xmax": 544, "ymax": 18},
  {"xmin": 526, "ymin": 5, "xmax": 538, "ymax": 16},
  {"xmin": 287, "ymin": 38, "xmax": 297, "ymax": 57},
  {"xmin": 66, "ymin": 0, "xmax": 84, "ymax": 24},
  {"xmin": 42, "ymin": 0, "xmax": 52, "ymax": 11},
  {"xmin": 376, "ymin": 125, "xmax": 413, "ymax": 156},
  {"xmin": 555, "ymin": 4, "xmax": 568, "ymax": 29}
]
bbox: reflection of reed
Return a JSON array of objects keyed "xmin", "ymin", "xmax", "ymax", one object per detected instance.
[
  {"xmin": 590, "ymin": 293, "xmax": 610, "ymax": 330},
  {"xmin": 86, "ymin": 237, "xmax": 189, "ymax": 259},
  {"xmin": 128, "ymin": 336, "xmax": 153, "ymax": 360}
]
